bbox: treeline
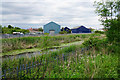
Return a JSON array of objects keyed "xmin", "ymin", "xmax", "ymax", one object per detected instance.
[{"xmin": 0, "ymin": 25, "xmax": 29, "ymax": 34}]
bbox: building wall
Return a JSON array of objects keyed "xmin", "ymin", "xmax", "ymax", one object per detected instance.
[{"xmin": 43, "ymin": 22, "xmax": 61, "ymax": 34}]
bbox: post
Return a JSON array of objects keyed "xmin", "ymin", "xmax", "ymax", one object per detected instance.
[
  {"xmin": 22, "ymin": 64, "xmax": 25, "ymax": 77},
  {"xmin": 34, "ymin": 62, "xmax": 36, "ymax": 68},
  {"xmin": 28, "ymin": 63, "xmax": 31, "ymax": 77},
  {"xmin": 32, "ymin": 62, "xmax": 34, "ymax": 74},
  {"xmin": 62, "ymin": 53, "xmax": 65, "ymax": 61},
  {"xmin": 26, "ymin": 64, "xmax": 28, "ymax": 74},
  {"xmin": 4, "ymin": 70, "xmax": 6, "ymax": 79},
  {"xmin": 0, "ymin": 70, "xmax": 2, "ymax": 79},
  {"xmin": 81, "ymin": 48, "xmax": 84, "ymax": 53},
  {"xmin": 19, "ymin": 65, "xmax": 22, "ymax": 77},
  {"xmin": 8, "ymin": 68, "xmax": 11, "ymax": 78},
  {"xmin": 16, "ymin": 67, "xmax": 18, "ymax": 78}
]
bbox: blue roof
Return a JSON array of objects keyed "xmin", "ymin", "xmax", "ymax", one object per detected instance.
[{"xmin": 71, "ymin": 26, "xmax": 91, "ymax": 33}]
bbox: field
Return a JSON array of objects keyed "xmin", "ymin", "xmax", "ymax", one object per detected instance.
[
  {"xmin": 1, "ymin": 34, "xmax": 119, "ymax": 79},
  {"xmin": 1, "ymin": 0, "xmax": 120, "ymax": 79},
  {"xmin": 1, "ymin": 34, "xmax": 102, "ymax": 56}
]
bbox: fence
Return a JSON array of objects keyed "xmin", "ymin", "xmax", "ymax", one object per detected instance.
[
  {"xmin": 1, "ymin": 34, "xmax": 67, "ymax": 39},
  {"xmin": 1, "ymin": 33, "xmax": 92, "ymax": 39},
  {"xmin": 1, "ymin": 34, "xmax": 44, "ymax": 39},
  {"xmin": 1, "ymin": 47, "xmax": 90, "ymax": 79}
]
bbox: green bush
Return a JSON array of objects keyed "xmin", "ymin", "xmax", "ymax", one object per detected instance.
[
  {"xmin": 2, "ymin": 42, "xmax": 119, "ymax": 78},
  {"xmin": 95, "ymin": 30, "xmax": 104, "ymax": 34},
  {"xmin": 2, "ymin": 25, "xmax": 29, "ymax": 34},
  {"xmin": 44, "ymin": 33, "xmax": 49, "ymax": 35},
  {"xmin": 106, "ymin": 20, "xmax": 120, "ymax": 43},
  {"xmin": 67, "ymin": 30, "xmax": 71, "ymax": 34},
  {"xmin": 59, "ymin": 31, "xmax": 67, "ymax": 34},
  {"xmin": 83, "ymin": 37, "xmax": 107, "ymax": 50}
]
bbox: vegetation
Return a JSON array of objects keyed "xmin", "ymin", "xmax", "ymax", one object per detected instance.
[
  {"xmin": 0, "ymin": 25, "xmax": 2, "ymax": 34},
  {"xmin": 107, "ymin": 19, "xmax": 120, "ymax": 43},
  {"xmin": 59, "ymin": 30, "xmax": 71, "ymax": 34},
  {"xmin": 60, "ymin": 27, "xmax": 71, "ymax": 34},
  {"xmin": 2, "ymin": 34, "xmax": 95, "ymax": 54},
  {"xmin": 59, "ymin": 31, "xmax": 67, "ymax": 34},
  {"xmin": 1, "ymin": 0, "xmax": 120, "ymax": 79},
  {"xmin": 95, "ymin": 30, "xmax": 104, "ymax": 34},
  {"xmin": 94, "ymin": 0, "xmax": 120, "ymax": 43},
  {"xmin": 2, "ymin": 37, "xmax": 119, "ymax": 78},
  {"xmin": 1, "ymin": 25, "xmax": 29, "ymax": 34},
  {"xmin": 38, "ymin": 27, "xmax": 43, "ymax": 32},
  {"xmin": 44, "ymin": 33, "xmax": 49, "ymax": 35}
]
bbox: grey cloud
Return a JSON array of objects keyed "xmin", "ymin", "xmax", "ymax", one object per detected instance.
[
  {"xmin": 2, "ymin": 0, "xmax": 103, "ymax": 29},
  {"xmin": 2, "ymin": 2, "xmax": 44, "ymax": 15}
]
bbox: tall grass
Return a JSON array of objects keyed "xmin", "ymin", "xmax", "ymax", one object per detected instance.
[
  {"xmin": 2, "ymin": 38, "xmax": 119, "ymax": 78},
  {"xmin": 2, "ymin": 34, "xmax": 93, "ymax": 53},
  {"xmin": 2, "ymin": 45, "xmax": 78, "ymax": 70}
]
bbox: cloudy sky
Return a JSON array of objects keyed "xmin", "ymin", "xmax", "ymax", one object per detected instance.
[{"xmin": 1, "ymin": 0, "xmax": 103, "ymax": 29}]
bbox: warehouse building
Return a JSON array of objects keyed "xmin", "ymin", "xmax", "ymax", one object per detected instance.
[{"xmin": 43, "ymin": 21, "xmax": 61, "ymax": 35}]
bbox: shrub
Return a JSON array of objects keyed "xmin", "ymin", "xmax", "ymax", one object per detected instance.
[
  {"xmin": 44, "ymin": 33, "xmax": 49, "ymax": 35},
  {"xmin": 83, "ymin": 37, "xmax": 107, "ymax": 50},
  {"xmin": 67, "ymin": 30, "xmax": 71, "ymax": 34},
  {"xmin": 95, "ymin": 30, "xmax": 104, "ymax": 34},
  {"xmin": 106, "ymin": 20, "xmax": 120, "ymax": 43},
  {"xmin": 59, "ymin": 31, "xmax": 67, "ymax": 34}
]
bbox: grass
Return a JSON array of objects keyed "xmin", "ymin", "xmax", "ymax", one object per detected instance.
[
  {"xmin": 2, "ymin": 37, "xmax": 119, "ymax": 78},
  {"xmin": 1, "ymin": 48, "xmax": 42, "ymax": 57},
  {"xmin": 1, "ymin": 40, "xmax": 83, "ymax": 57},
  {"xmin": 2, "ymin": 33, "xmax": 100, "ymax": 55}
]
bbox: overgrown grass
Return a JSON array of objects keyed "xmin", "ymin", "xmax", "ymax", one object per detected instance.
[
  {"xmin": 2, "ymin": 45, "xmax": 78, "ymax": 70},
  {"xmin": 2, "ymin": 34, "xmax": 96, "ymax": 53},
  {"xmin": 2, "ymin": 37, "xmax": 119, "ymax": 78}
]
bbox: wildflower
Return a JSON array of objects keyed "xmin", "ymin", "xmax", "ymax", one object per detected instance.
[
  {"xmin": 97, "ymin": 54, "xmax": 100, "ymax": 56},
  {"xmin": 83, "ymin": 59, "xmax": 85, "ymax": 61},
  {"xmin": 81, "ymin": 57, "xmax": 84, "ymax": 59},
  {"xmin": 91, "ymin": 55, "xmax": 93, "ymax": 58},
  {"xmin": 87, "ymin": 60, "xmax": 89, "ymax": 63},
  {"xmin": 100, "ymin": 52, "xmax": 102, "ymax": 54},
  {"xmin": 68, "ymin": 63, "xmax": 70, "ymax": 66},
  {"xmin": 87, "ymin": 56, "xmax": 89, "ymax": 58},
  {"xmin": 92, "ymin": 61, "xmax": 95, "ymax": 63}
]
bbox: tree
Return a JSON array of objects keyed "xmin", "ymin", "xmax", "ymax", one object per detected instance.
[
  {"xmin": 107, "ymin": 19, "xmax": 120, "ymax": 43},
  {"xmin": 38, "ymin": 27, "xmax": 43, "ymax": 32},
  {"xmin": 0, "ymin": 25, "xmax": 2, "ymax": 34},
  {"xmin": 59, "ymin": 31, "xmax": 67, "ymax": 34},
  {"xmin": 68, "ymin": 30, "xmax": 71, "ymax": 34},
  {"xmin": 8, "ymin": 25, "xmax": 14, "ymax": 29},
  {"xmin": 15, "ymin": 27, "xmax": 21, "ymax": 29},
  {"xmin": 61, "ymin": 27, "xmax": 64, "ymax": 31},
  {"xmin": 94, "ymin": 0, "xmax": 120, "ymax": 43},
  {"xmin": 61, "ymin": 27, "xmax": 71, "ymax": 34},
  {"xmin": 1, "ymin": 25, "xmax": 29, "ymax": 34}
]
